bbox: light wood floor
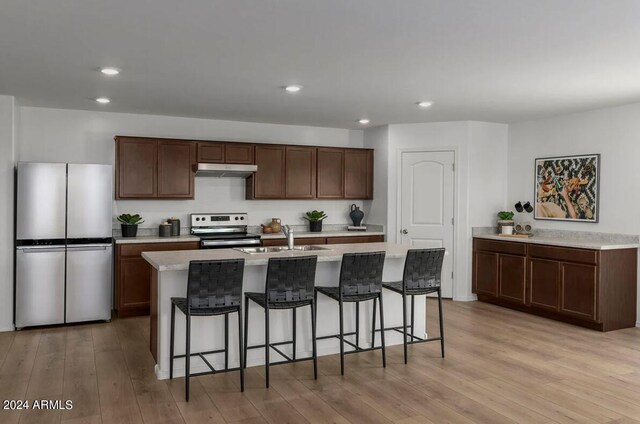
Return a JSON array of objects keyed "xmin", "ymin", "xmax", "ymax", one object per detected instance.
[{"xmin": 1, "ymin": 300, "xmax": 640, "ymax": 424}]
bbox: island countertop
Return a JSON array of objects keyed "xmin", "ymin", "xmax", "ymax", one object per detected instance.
[{"xmin": 142, "ymin": 242, "xmax": 410, "ymax": 271}]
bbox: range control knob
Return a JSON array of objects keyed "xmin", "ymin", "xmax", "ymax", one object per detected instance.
[
  {"xmin": 240, "ymin": 217, "xmax": 245, "ymax": 220},
  {"xmin": 195, "ymin": 217, "xmax": 200, "ymax": 221},
  {"xmin": 235, "ymin": 217, "xmax": 239, "ymax": 220}
]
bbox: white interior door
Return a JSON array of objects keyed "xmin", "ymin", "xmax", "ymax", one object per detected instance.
[{"xmin": 400, "ymin": 151, "xmax": 455, "ymax": 298}]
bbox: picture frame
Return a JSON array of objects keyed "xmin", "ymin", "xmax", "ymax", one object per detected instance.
[{"xmin": 534, "ymin": 153, "xmax": 600, "ymax": 223}]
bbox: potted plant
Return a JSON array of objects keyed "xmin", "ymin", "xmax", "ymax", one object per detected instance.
[
  {"xmin": 117, "ymin": 213, "xmax": 144, "ymax": 237},
  {"xmin": 304, "ymin": 210, "xmax": 327, "ymax": 233},
  {"xmin": 497, "ymin": 211, "xmax": 515, "ymax": 235}
]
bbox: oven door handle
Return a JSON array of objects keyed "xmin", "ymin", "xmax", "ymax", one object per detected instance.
[{"xmin": 201, "ymin": 239, "xmax": 262, "ymax": 248}]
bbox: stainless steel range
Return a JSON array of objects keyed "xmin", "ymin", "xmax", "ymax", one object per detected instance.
[{"xmin": 191, "ymin": 213, "xmax": 262, "ymax": 249}]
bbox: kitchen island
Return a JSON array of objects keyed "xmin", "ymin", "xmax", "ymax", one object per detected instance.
[{"xmin": 143, "ymin": 242, "xmax": 417, "ymax": 380}]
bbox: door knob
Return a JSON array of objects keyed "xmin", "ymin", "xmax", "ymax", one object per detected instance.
[{"xmin": 402, "ymin": 229, "xmax": 408, "ymax": 234}]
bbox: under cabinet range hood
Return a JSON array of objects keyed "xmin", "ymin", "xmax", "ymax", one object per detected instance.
[{"xmin": 195, "ymin": 163, "xmax": 258, "ymax": 178}]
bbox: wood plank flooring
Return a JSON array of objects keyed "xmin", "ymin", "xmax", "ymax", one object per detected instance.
[{"xmin": 0, "ymin": 300, "xmax": 639, "ymax": 424}]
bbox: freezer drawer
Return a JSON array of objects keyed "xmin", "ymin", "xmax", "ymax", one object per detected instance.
[
  {"xmin": 16, "ymin": 246, "xmax": 66, "ymax": 328},
  {"xmin": 66, "ymin": 244, "xmax": 113, "ymax": 323}
]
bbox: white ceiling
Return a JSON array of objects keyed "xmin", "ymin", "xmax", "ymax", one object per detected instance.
[{"xmin": 1, "ymin": 0, "xmax": 640, "ymax": 129}]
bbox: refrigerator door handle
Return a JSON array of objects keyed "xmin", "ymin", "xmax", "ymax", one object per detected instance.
[
  {"xmin": 66, "ymin": 244, "xmax": 111, "ymax": 250},
  {"xmin": 17, "ymin": 246, "xmax": 66, "ymax": 252}
]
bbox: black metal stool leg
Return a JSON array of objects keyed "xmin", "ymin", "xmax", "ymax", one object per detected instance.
[
  {"xmin": 224, "ymin": 313, "xmax": 229, "ymax": 370},
  {"xmin": 185, "ymin": 313, "xmax": 191, "ymax": 402},
  {"xmin": 339, "ymin": 299, "xmax": 345, "ymax": 376},
  {"xmin": 243, "ymin": 296, "xmax": 249, "ymax": 369},
  {"xmin": 265, "ymin": 307, "xmax": 270, "ymax": 388},
  {"xmin": 402, "ymin": 293, "xmax": 408, "ymax": 364},
  {"xmin": 310, "ymin": 301, "xmax": 317, "ymax": 380},
  {"xmin": 170, "ymin": 302, "xmax": 175, "ymax": 379},
  {"xmin": 410, "ymin": 294, "xmax": 415, "ymax": 339},
  {"xmin": 371, "ymin": 297, "xmax": 377, "ymax": 348},
  {"xmin": 379, "ymin": 293, "xmax": 386, "ymax": 368},
  {"xmin": 292, "ymin": 307, "xmax": 297, "ymax": 360},
  {"xmin": 438, "ymin": 289, "xmax": 445, "ymax": 358},
  {"xmin": 355, "ymin": 301, "xmax": 360, "ymax": 349},
  {"xmin": 238, "ymin": 307, "xmax": 244, "ymax": 392}
]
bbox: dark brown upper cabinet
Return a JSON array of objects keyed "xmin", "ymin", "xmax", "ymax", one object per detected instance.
[
  {"xmin": 285, "ymin": 146, "xmax": 316, "ymax": 199},
  {"xmin": 197, "ymin": 142, "xmax": 255, "ymax": 164},
  {"xmin": 157, "ymin": 140, "xmax": 196, "ymax": 198},
  {"xmin": 116, "ymin": 137, "xmax": 157, "ymax": 199},
  {"xmin": 246, "ymin": 145, "xmax": 286, "ymax": 199},
  {"xmin": 317, "ymin": 148, "xmax": 345, "ymax": 199},
  {"xmin": 344, "ymin": 149, "xmax": 373, "ymax": 199},
  {"xmin": 115, "ymin": 136, "xmax": 195, "ymax": 200}
]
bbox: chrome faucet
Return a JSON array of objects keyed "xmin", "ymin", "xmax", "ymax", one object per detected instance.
[{"xmin": 282, "ymin": 225, "xmax": 294, "ymax": 250}]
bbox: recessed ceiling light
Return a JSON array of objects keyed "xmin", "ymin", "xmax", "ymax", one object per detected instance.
[
  {"xmin": 95, "ymin": 97, "xmax": 111, "ymax": 104},
  {"xmin": 417, "ymin": 101, "xmax": 434, "ymax": 108},
  {"xmin": 284, "ymin": 85, "xmax": 302, "ymax": 93},
  {"xmin": 100, "ymin": 67, "xmax": 120, "ymax": 76},
  {"xmin": 358, "ymin": 119, "xmax": 370, "ymax": 125}
]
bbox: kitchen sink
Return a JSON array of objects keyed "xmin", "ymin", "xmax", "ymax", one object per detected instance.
[{"xmin": 235, "ymin": 245, "xmax": 331, "ymax": 254}]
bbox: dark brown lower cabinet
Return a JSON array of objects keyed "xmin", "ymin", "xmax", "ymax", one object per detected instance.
[
  {"xmin": 115, "ymin": 241, "xmax": 199, "ymax": 317},
  {"xmin": 473, "ymin": 238, "xmax": 637, "ymax": 331}
]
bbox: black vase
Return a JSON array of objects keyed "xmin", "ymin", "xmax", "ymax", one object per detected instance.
[
  {"xmin": 350, "ymin": 204, "xmax": 364, "ymax": 227},
  {"xmin": 309, "ymin": 221, "xmax": 323, "ymax": 233},
  {"xmin": 121, "ymin": 224, "xmax": 138, "ymax": 237}
]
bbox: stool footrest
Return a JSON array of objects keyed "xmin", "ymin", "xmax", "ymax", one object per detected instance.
[
  {"xmin": 317, "ymin": 332, "xmax": 384, "ymax": 353},
  {"xmin": 174, "ymin": 350, "xmax": 241, "ymax": 375}
]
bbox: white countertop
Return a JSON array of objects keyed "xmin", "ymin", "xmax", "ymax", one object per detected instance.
[
  {"xmin": 143, "ymin": 242, "xmax": 409, "ymax": 271},
  {"xmin": 114, "ymin": 235, "xmax": 201, "ymax": 244},
  {"xmin": 473, "ymin": 234, "xmax": 640, "ymax": 250},
  {"xmin": 260, "ymin": 230, "xmax": 385, "ymax": 239}
]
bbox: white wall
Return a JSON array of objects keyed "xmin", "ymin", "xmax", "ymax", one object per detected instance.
[
  {"xmin": 0, "ymin": 96, "xmax": 16, "ymax": 331},
  {"xmin": 363, "ymin": 125, "xmax": 389, "ymax": 225},
  {"xmin": 366, "ymin": 121, "xmax": 508, "ymax": 301},
  {"xmin": 508, "ymin": 101, "xmax": 640, "ymax": 323},
  {"xmin": 17, "ymin": 107, "xmax": 366, "ymax": 228}
]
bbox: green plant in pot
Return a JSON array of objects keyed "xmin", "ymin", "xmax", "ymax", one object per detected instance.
[
  {"xmin": 496, "ymin": 211, "xmax": 515, "ymax": 235},
  {"xmin": 117, "ymin": 213, "xmax": 144, "ymax": 238},
  {"xmin": 304, "ymin": 210, "xmax": 327, "ymax": 233}
]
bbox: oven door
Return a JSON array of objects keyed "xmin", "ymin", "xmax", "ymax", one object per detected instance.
[{"xmin": 200, "ymin": 238, "xmax": 262, "ymax": 249}]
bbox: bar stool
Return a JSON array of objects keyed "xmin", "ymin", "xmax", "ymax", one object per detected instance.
[
  {"xmin": 170, "ymin": 259, "xmax": 245, "ymax": 401},
  {"xmin": 382, "ymin": 248, "xmax": 445, "ymax": 364},
  {"xmin": 315, "ymin": 251, "xmax": 386, "ymax": 375},
  {"xmin": 244, "ymin": 255, "xmax": 318, "ymax": 388}
]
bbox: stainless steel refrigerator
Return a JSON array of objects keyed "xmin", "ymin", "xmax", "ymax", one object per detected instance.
[{"xmin": 15, "ymin": 162, "xmax": 113, "ymax": 329}]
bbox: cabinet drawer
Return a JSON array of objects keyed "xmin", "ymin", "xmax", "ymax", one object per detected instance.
[
  {"xmin": 326, "ymin": 235, "xmax": 384, "ymax": 244},
  {"xmin": 297, "ymin": 237, "xmax": 326, "ymax": 245},
  {"xmin": 118, "ymin": 242, "xmax": 199, "ymax": 257},
  {"xmin": 528, "ymin": 244, "xmax": 597, "ymax": 265},
  {"xmin": 473, "ymin": 239, "xmax": 526, "ymax": 256}
]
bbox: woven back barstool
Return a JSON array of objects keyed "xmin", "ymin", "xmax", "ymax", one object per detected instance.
[
  {"xmin": 315, "ymin": 251, "xmax": 386, "ymax": 375},
  {"xmin": 382, "ymin": 248, "xmax": 445, "ymax": 363},
  {"xmin": 170, "ymin": 259, "xmax": 245, "ymax": 401},
  {"xmin": 244, "ymin": 255, "xmax": 318, "ymax": 388}
]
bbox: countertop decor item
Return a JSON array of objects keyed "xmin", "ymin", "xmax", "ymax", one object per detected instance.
[
  {"xmin": 118, "ymin": 213, "xmax": 145, "ymax": 238},
  {"xmin": 269, "ymin": 218, "xmax": 282, "ymax": 233},
  {"xmin": 304, "ymin": 210, "xmax": 327, "ymax": 233},
  {"xmin": 496, "ymin": 211, "xmax": 514, "ymax": 235},
  {"xmin": 159, "ymin": 222, "xmax": 172, "ymax": 237},
  {"xmin": 535, "ymin": 154, "xmax": 600, "ymax": 222},
  {"xmin": 349, "ymin": 204, "xmax": 365, "ymax": 227},
  {"xmin": 167, "ymin": 217, "xmax": 180, "ymax": 236}
]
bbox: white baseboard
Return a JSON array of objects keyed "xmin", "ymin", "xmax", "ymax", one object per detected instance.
[
  {"xmin": 453, "ymin": 294, "xmax": 478, "ymax": 302},
  {"xmin": 0, "ymin": 324, "xmax": 15, "ymax": 332},
  {"xmin": 636, "ymin": 321, "xmax": 640, "ymax": 327}
]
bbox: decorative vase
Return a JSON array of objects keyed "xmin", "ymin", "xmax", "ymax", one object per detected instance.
[
  {"xmin": 309, "ymin": 220, "xmax": 323, "ymax": 233},
  {"xmin": 350, "ymin": 204, "xmax": 365, "ymax": 227},
  {"xmin": 270, "ymin": 218, "xmax": 282, "ymax": 233},
  {"xmin": 121, "ymin": 223, "xmax": 138, "ymax": 237}
]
